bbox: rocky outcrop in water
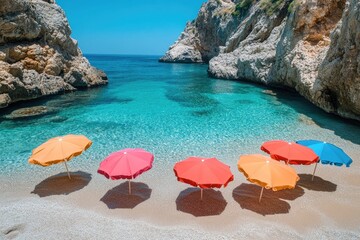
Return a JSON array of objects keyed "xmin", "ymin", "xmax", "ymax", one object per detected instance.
[
  {"xmin": 0, "ymin": 0, "xmax": 108, "ymax": 109},
  {"xmin": 161, "ymin": 0, "xmax": 360, "ymax": 121}
]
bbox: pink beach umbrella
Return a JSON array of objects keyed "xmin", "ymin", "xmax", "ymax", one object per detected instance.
[{"xmin": 98, "ymin": 148, "xmax": 154, "ymax": 194}]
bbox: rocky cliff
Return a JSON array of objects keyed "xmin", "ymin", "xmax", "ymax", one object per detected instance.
[
  {"xmin": 0, "ymin": 0, "xmax": 108, "ymax": 109},
  {"xmin": 161, "ymin": 0, "xmax": 360, "ymax": 121},
  {"xmin": 160, "ymin": 0, "xmax": 241, "ymax": 63}
]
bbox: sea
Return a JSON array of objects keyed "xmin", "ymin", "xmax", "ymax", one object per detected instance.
[{"xmin": 0, "ymin": 55, "xmax": 359, "ymax": 175}]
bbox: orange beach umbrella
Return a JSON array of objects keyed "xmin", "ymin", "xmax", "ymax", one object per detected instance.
[
  {"xmin": 29, "ymin": 134, "xmax": 92, "ymax": 179},
  {"xmin": 238, "ymin": 154, "xmax": 299, "ymax": 202}
]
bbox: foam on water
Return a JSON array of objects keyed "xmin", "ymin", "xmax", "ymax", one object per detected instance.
[{"xmin": 0, "ymin": 55, "xmax": 359, "ymax": 175}]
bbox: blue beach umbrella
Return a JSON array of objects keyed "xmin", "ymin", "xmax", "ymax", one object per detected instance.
[{"xmin": 296, "ymin": 140, "xmax": 352, "ymax": 180}]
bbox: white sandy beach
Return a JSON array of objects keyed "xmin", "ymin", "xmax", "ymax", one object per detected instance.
[{"xmin": 1, "ymin": 140, "xmax": 359, "ymax": 240}]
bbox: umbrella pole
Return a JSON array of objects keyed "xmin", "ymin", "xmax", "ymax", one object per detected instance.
[
  {"xmin": 259, "ymin": 187, "xmax": 264, "ymax": 203},
  {"xmin": 312, "ymin": 162, "xmax": 318, "ymax": 181},
  {"xmin": 200, "ymin": 188, "xmax": 203, "ymax": 201},
  {"xmin": 63, "ymin": 160, "xmax": 71, "ymax": 180},
  {"xmin": 128, "ymin": 180, "xmax": 132, "ymax": 195}
]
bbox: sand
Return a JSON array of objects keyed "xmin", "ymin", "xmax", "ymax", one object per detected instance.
[{"xmin": 1, "ymin": 145, "xmax": 360, "ymax": 240}]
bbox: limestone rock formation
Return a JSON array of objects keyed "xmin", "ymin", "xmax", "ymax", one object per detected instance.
[
  {"xmin": 316, "ymin": 0, "xmax": 360, "ymax": 120},
  {"xmin": 160, "ymin": 0, "xmax": 240, "ymax": 63},
  {"xmin": 161, "ymin": 0, "xmax": 360, "ymax": 121},
  {"xmin": 0, "ymin": 0, "xmax": 108, "ymax": 109}
]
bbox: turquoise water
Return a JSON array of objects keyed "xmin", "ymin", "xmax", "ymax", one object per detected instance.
[{"xmin": 1, "ymin": 55, "xmax": 359, "ymax": 174}]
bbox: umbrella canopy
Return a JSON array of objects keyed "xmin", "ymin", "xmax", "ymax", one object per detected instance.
[
  {"xmin": 261, "ymin": 140, "xmax": 319, "ymax": 165},
  {"xmin": 29, "ymin": 134, "xmax": 92, "ymax": 179},
  {"xmin": 98, "ymin": 148, "xmax": 154, "ymax": 194},
  {"xmin": 296, "ymin": 140, "xmax": 352, "ymax": 167},
  {"xmin": 98, "ymin": 148, "xmax": 154, "ymax": 180},
  {"xmin": 238, "ymin": 154, "xmax": 299, "ymax": 202},
  {"xmin": 174, "ymin": 157, "xmax": 234, "ymax": 200}
]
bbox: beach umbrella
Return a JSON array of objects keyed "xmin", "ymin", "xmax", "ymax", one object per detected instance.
[
  {"xmin": 238, "ymin": 154, "xmax": 299, "ymax": 202},
  {"xmin": 174, "ymin": 157, "xmax": 233, "ymax": 200},
  {"xmin": 98, "ymin": 148, "xmax": 154, "ymax": 194},
  {"xmin": 261, "ymin": 140, "xmax": 319, "ymax": 165},
  {"xmin": 29, "ymin": 134, "xmax": 92, "ymax": 179},
  {"xmin": 297, "ymin": 140, "xmax": 353, "ymax": 180}
]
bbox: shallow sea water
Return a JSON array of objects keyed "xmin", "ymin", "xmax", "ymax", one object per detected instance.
[{"xmin": 0, "ymin": 55, "xmax": 359, "ymax": 175}]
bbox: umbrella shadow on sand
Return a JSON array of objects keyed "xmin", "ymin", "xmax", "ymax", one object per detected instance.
[
  {"xmin": 270, "ymin": 185, "xmax": 305, "ymax": 201},
  {"xmin": 31, "ymin": 171, "xmax": 92, "ymax": 197},
  {"xmin": 298, "ymin": 174, "xmax": 337, "ymax": 192},
  {"xmin": 232, "ymin": 183, "xmax": 297, "ymax": 216},
  {"xmin": 176, "ymin": 188, "xmax": 227, "ymax": 217},
  {"xmin": 100, "ymin": 182, "xmax": 152, "ymax": 209}
]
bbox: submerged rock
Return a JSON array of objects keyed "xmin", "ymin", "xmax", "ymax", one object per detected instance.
[
  {"xmin": 49, "ymin": 116, "xmax": 68, "ymax": 123},
  {"xmin": 5, "ymin": 106, "xmax": 51, "ymax": 119},
  {"xmin": 0, "ymin": 0, "xmax": 108, "ymax": 109},
  {"xmin": 161, "ymin": 0, "xmax": 360, "ymax": 121},
  {"xmin": 298, "ymin": 114, "xmax": 318, "ymax": 126},
  {"xmin": 262, "ymin": 90, "xmax": 277, "ymax": 96}
]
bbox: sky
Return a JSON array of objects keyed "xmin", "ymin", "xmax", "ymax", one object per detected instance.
[{"xmin": 56, "ymin": 0, "xmax": 205, "ymax": 55}]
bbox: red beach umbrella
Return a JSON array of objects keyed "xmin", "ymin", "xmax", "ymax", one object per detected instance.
[
  {"xmin": 98, "ymin": 148, "xmax": 154, "ymax": 194},
  {"xmin": 174, "ymin": 157, "xmax": 234, "ymax": 200},
  {"xmin": 261, "ymin": 140, "xmax": 319, "ymax": 165}
]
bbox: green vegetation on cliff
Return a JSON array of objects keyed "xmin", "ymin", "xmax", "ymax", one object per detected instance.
[
  {"xmin": 232, "ymin": 0, "xmax": 296, "ymax": 17},
  {"xmin": 232, "ymin": 0, "xmax": 253, "ymax": 16},
  {"xmin": 259, "ymin": 0, "xmax": 294, "ymax": 16},
  {"xmin": 287, "ymin": 0, "xmax": 300, "ymax": 13}
]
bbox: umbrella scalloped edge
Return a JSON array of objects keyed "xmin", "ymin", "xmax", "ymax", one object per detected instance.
[
  {"xmin": 270, "ymin": 154, "xmax": 319, "ymax": 165},
  {"xmin": 98, "ymin": 164, "xmax": 153, "ymax": 180},
  {"xmin": 320, "ymin": 160, "xmax": 352, "ymax": 167},
  {"xmin": 238, "ymin": 166, "xmax": 299, "ymax": 191},
  {"xmin": 28, "ymin": 151, "xmax": 84, "ymax": 167},
  {"xmin": 173, "ymin": 169, "xmax": 234, "ymax": 189}
]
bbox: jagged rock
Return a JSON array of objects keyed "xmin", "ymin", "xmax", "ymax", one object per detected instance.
[
  {"xmin": 0, "ymin": 93, "xmax": 10, "ymax": 108},
  {"xmin": 44, "ymin": 53, "xmax": 63, "ymax": 76},
  {"xmin": 161, "ymin": 0, "xmax": 360, "ymax": 121},
  {"xmin": 0, "ymin": 0, "xmax": 108, "ymax": 109},
  {"xmin": 268, "ymin": 0, "xmax": 347, "ymax": 115},
  {"xmin": 0, "ymin": 51, "xmax": 5, "ymax": 61},
  {"xmin": 64, "ymin": 69, "xmax": 88, "ymax": 88},
  {"xmin": 8, "ymin": 63, "xmax": 23, "ymax": 78},
  {"xmin": 160, "ymin": 0, "xmax": 240, "ymax": 63},
  {"xmin": 316, "ymin": 0, "xmax": 360, "ymax": 120}
]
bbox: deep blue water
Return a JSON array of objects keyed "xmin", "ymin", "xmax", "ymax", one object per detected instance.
[{"xmin": 0, "ymin": 55, "xmax": 359, "ymax": 174}]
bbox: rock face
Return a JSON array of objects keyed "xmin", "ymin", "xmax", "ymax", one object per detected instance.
[
  {"xmin": 316, "ymin": 0, "xmax": 360, "ymax": 120},
  {"xmin": 0, "ymin": 0, "xmax": 108, "ymax": 109},
  {"xmin": 161, "ymin": 0, "xmax": 360, "ymax": 121},
  {"xmin": 160, "ymin": 0, "xmax": 240, "ymax": 63}
]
